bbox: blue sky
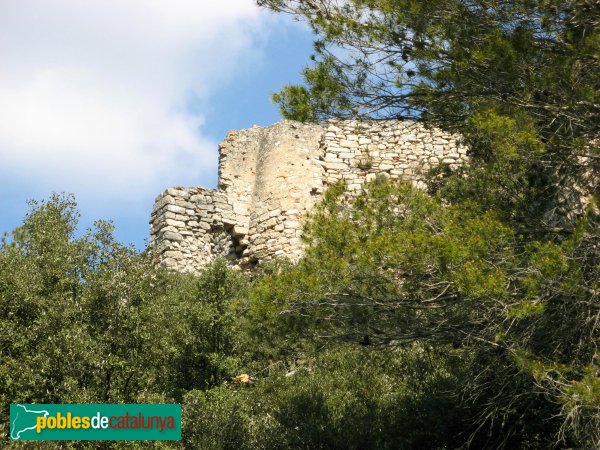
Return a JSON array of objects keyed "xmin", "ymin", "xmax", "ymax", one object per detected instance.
[{"xmin": 0, "ymin": 1, "xmax": 314, "ymax": 249}]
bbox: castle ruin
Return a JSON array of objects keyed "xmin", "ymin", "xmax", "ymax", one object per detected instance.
[{"xmin": 149, "ymin": 120, "xmax": 467, "ymax": 272}]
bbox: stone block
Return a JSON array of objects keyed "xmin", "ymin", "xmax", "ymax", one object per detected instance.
[
  {"xmin": 162, "ymin": 231, "xmax": 183, "ymax": 242},
  {"xmin": 325, "ymin": 161, "xmax": 348, "ymax": 170},
  {"xmin": 284, "ymin": 220, "xmax": 301, "ymax": 229},
  {"xmin": 232, "ymin": 225, "xmax": 249, "ymax": 237}
]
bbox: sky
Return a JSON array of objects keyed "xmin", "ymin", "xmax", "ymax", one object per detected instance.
[{"xmin": 0, "ymin": 0, "xmax": 314, "ymax": 249}]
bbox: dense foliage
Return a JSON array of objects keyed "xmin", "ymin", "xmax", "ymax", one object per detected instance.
[
  {"xmin": 0, "ymin": 195, "xmax": 246, "ymax": 449},
  {"xmin": 1, "ymin": 185, "xmax": 597, "ymax": 448},
  {"xmin": 259, "ymin": 0, "xmax": 600, "ymax": 446},
  {"xmin": 0, "ymin": 194, "xmax": 476, "ymax": 449},
  {"xmin": 265, "ymin": 0, "xmax": 600, "ymax": 227},
  {"xmin": 1, "ymin": 0, "xmax": 599, "ymax": 448},
  {"xmin": 248, "ymin": 181, "xmax": 599, "ymax": 447}
]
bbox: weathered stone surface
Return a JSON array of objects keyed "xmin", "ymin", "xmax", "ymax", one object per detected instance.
[
  {"xmin": 149, "ymin": 119, "xmax": 468, "ymax": 272},
  {"xmin": 162, "ymin": 231, "xmax": 183, "ymax": 242},
  {"xmin": 232, "ymin": 225, "xmax": 249, "ymax": 237}
]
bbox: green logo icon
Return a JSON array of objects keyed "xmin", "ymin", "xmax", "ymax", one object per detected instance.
[{"xmin": 10, "ymin": 404, "xmax": 50, "ymax": 440}]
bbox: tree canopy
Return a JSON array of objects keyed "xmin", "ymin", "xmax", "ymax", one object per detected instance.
[
  {"xmin": 257, "ymin": 0, "xmax": 600, "ymax": 446},
  {"xmin": 1, "ymin": 1, "xmax": 599, "ymax": 448},
  {"xmin": 265, "ymin": 0, "xmax": 599, "ymax": 228}
]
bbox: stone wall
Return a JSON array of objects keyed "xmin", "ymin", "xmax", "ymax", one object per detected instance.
[
  {"xmin": 149, "ymin": 188, "xmax": 236, "ymax": 273},
  {"xmin": 149, "ymin": 119, "xmax": 467, "ymax": 272}
]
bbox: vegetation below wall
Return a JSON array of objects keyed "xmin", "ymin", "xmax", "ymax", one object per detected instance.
[
  {"xmin": 1, "ymin": 0, "xmax": 599, "ymax": 448},
  {"xmin": 0, "ymin": 180, "xmax": 598, "ymax": 449}
]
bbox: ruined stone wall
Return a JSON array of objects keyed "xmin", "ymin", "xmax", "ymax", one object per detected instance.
[
  {"xmin": 149, "ymin": 188, "xmax": 236, "ymax": 272},
  {"xmin": 320, "ymin": 120, "xmax": 465, "ymax": 190},
  {"xmin": 149, "ymin": 119, "xmax": 467, "ymax": 272},
  {"xmin": 240, "ymin": 122, "xmax": 325, "ymax": 267}
]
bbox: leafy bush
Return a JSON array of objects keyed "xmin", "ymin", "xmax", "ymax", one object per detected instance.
[
  {"xmin": 0, "ymin": 195, "xmax": 245, "ymax": 448},
  {"xmin": 184, "ymin": 345, "xmax": 468, "ymax": 450}
]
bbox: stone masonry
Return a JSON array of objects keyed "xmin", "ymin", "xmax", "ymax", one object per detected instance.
[{"xmin": 149, "ymin": 119, "xmax": 468, "ymax": 272}]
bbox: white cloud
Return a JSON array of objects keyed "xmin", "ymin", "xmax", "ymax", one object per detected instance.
[{"xmin": 0, "ymin": 0, "xmax": 272, "ymax": 201}]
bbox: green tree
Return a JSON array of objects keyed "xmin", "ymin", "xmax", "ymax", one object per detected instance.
[
  {"xmin": 145, "ymin": 260, "xmax": 248, "ymax": 401},
  {"xmin": 184, "ymin": 345, "xmax": 468, "ymax": 450},
  {"xmin": 244, "ymin": 178, "xmax": 598, "ymax": 447},
  {"xmin": 0, "ymin": 195, "xmax": 246, "ymax": 448},
  {"xmin": 262, "ymin": 0, "xmax": 599, "ymax": 226},
  {"xmin": 257, "ymin": 0, "xmax": 600, "ymax": 446}
]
